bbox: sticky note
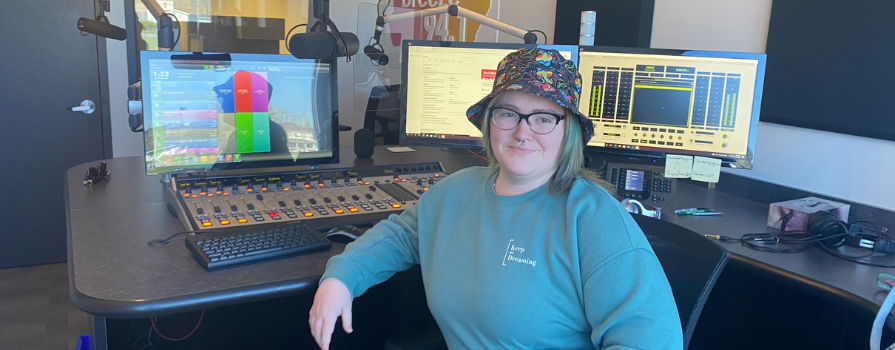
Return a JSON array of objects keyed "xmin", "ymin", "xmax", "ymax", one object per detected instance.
[
  {"xmin": 387, "ymin": 147, "xmax": 415, "ymax": 153},
  {"xmin": 664, "ymin": 155, "xmax": 693, "ymax": 178},
  {"xmin": 691, "ymin": 156, "xmax": 722, "ymax": 183}
]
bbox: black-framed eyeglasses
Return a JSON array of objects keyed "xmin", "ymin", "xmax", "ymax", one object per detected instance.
[{"xmin": 489, "ymin": 107, "xmax": 565, "ymax": 135}]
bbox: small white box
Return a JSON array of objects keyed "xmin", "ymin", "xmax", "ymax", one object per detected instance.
[{"xmin": 768, "ymin": 197, "xmax": 850, "ymax": 232}]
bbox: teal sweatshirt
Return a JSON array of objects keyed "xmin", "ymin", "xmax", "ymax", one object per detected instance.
[{"xmin": 322, "ymin": 167, "xmax": 683, "ymax": 350}]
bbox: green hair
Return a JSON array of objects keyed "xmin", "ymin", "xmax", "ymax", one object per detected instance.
[{"xmin": 479, "ymin": 94, "xmax": 608, "ymax": 195}]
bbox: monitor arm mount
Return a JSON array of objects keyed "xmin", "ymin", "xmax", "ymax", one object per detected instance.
[{"xmin": 364, "ymin": 4, "xmax": 537, "ymax": 65}]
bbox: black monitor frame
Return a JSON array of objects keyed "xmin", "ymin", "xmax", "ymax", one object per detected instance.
[
  {"xmin": 579, "ymin": 46, "xmax": 766, "ymax": 169},
  {"xmin": 399, "ymin": 40, "xmax": 579, "ymax": 149},
  {"xmin": 139, "ymin": 51, "xmax": 339, "ymax": 176}
]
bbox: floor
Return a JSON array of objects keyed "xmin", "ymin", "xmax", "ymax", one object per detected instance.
[{"xmin": 0, "ymin": 263, "xmax": 93, "ymax": 350}]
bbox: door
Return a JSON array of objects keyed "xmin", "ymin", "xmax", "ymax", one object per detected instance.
[{"xmin": 0, "ymin": 0, "xmax": 109, "ymax": 267}]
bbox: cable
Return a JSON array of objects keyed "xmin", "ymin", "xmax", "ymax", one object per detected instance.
[
  {"xmin": 872, "ymin": 274, "xmax": 895, "ymax": 350},
  {"xmin": 378, "ymin": 0, "xmax": 391, "ymax": 17},
  {"xmin": 322, "ymin": 15, "xmax": 351, "ymax": 63},
  {"xmin": 529, "ymin": 29, "xmax": 547, "ymax": 44},
  {"xmin": 711, "ymin": 221, "xmax": 895, "ymax": 267},
  {"xmin": 151, "ymin": 310, "xmax": 205, "ymax": 342},
  {"xmin": 147, "ymin": 229, "xmax": 218, "ymax": 246},
  {"xmin": 285, "ymin": 23, "xmax": 308, "ymax": 55},
  {"xmin": 467, "ymin": 148, "xmax": 488, "ymax": 162},
  {"xmin": 160, "ymin": 13, "xmax": 181, "ymax": 51}
]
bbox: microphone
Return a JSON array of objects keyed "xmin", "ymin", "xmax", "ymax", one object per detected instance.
[
  {"xmin": 364, "ymin": 23, "xmax": 390, "ymax": 66},
  {"xmin": 289, "ymin": 31, "xmax": 359, "ymax": 60},
  {"xmin": 77, "ymin": 17, "xmax": 127, "ymax": 41},
  {"xmin": 363, "ymin": 45, "xmax": 389, "ymax": 66}
]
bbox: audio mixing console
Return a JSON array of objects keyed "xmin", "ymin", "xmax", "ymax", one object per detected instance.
[{"xmin": 165, "ymin": 162, "xmax": 447, "ymax": 232}]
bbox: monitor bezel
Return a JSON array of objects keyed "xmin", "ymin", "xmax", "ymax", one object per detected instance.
[
  {"xmin": 399, "ymin": 40, "xmax": 579, "ymax": 149},
  {"xmin": 139, "ymin": 51, "xmax": 340, "ymax": 176},
  {"xmin": 578, "ymin": 46, "xmax": 766, "ymax": 169}
]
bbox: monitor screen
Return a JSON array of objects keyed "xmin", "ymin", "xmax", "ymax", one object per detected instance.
[
  {"xmin": 400, "ymin": 40, "xmax": 578, "ymax": 148},
  {"xmin": 139, "ymin": 52, "xmax": 339, "ymax": 175},
  {"xmin": 578, "ymin": 47, "xmax": 765, "ymax": 168}
]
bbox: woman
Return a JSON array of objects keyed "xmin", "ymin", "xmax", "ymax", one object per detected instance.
[{"xmin": 310, "ymin": 48, "xmax": 683, "ymax": 350}]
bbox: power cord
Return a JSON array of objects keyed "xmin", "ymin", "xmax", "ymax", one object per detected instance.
[
  {"xmin": 151, "ymin": 310, "xmax": 205, "ymax": 342},
  {"xmin": 706, "ymin": 220, "xmax": 895, "ymax": 267}
]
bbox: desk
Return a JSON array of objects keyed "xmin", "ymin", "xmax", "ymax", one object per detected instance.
[{"xmin": 66, "ymin": 146, "xmax": 894, "ymax": 349}]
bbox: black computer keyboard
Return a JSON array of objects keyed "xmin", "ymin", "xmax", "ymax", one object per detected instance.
[{"xmin": 184, "ymin": 221, "xmax": 331, "ymax": 271}]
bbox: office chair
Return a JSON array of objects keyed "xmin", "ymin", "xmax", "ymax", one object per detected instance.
[
  {"xmin": 385, "ymin": 215, "xmax": 729, "ymax": 350},
  {"xmin": 630, "ymin": 214, "xmax": 730, "ymax": 349},
  {"xmin": 363, "ymin": 84, "xmax": 401, "ymax": 145}
]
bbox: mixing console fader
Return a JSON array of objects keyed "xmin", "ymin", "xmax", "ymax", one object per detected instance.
[{"xmin": 165, "ymin": 162, "xmax": 448, "ymax": 232}]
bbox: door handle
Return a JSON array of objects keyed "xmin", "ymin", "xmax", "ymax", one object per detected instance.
[{"xmin": 69, "ymin": 100, "xmax": 96, "ymax": 114}]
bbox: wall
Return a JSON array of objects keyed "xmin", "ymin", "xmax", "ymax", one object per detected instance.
[{"xmin": 651, "ymin": 0, "xmax": 895, "ymax": 211}]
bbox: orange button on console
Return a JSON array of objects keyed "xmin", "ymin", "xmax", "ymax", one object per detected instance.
[
  {"xmin": 304, "ymin": 212, "xmax": 313, "ymax": 217},
  {"xmin": 220, "ymin": 220, "xmax": 230, "ymax": 225},
  {"xmin": 202, "ymin": 221, "xmax": 212, "ymax": 227},
  {"xmin": 349, "ymin": 207, "xmax": 358, "ymax": 212},
  {"xmin": 391, "ymin": 203, "xmax": 401, "ymax": 208},
  {"xmin": 334, "ymin": 209, "xmax": 344, "ymax": 214},
  {"xmin": 237, "ymin": 218, "xmax": 248, "ymax": 223}
]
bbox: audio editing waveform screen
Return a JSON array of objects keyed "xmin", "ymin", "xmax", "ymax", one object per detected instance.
[
  {"xmin": 140, "ymin": 52, "xmax": 336, "ymax": 175},
  {"xmin": 578, "ymin": 49, "xmax": 763, "ymax": 166},
  {"xmin": 401, "ymin": 41, "xmax": 576, "ymax": 148}
]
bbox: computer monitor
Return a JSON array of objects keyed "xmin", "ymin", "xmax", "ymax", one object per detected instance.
[
  {"xmin": 578, "ymin": 46, "xmax": 766, "ymax": 169},
  {"xmin": 400, "ymin": 40, "xmax": 579, "ymax": 149},
  {"xmin": 140, "ymin": 51, "xmax": 339, "ymax": 176}
]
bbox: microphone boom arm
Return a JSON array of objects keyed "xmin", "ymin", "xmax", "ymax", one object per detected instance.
[{"xmin": 375, "ymin": 5, "xmax": 537, "ymax": 44}]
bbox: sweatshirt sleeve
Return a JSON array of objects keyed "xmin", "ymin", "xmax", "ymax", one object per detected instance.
[
  {"xmin": 583, "ymin": 248, "xmax": 684, "ymax": 350},
  {"xmin": 320, "ymin": 203, "xmax": 422, "ymax": 299},
  {"xmin": 574, "ymin": 188, "xmax": 684, "ymax": 350}
]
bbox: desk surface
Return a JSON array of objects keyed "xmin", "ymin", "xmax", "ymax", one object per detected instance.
[{"xmin": 66, "ymin": 146, "xmax": 895, "ymax": 320}]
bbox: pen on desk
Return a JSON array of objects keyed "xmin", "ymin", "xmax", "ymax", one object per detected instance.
[
  {"xmin": 675, "ymin": 209, "xmax": 714, "ymax": 215},
  {"xmin": 691, "ymin": 212, "xmax": 723, "ymax": 216},
  {"xmin": 674, "ymin": 207, "xmax": 711, "ymax": 214}
]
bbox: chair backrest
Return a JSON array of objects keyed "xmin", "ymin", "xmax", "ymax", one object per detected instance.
[
  {"xmin": 364, "ymin": 84, "xmax": 402, "ymax": 145},
  {"xmin": 630, "ymin": 214, "xmax": 730, "ymax": 350}
]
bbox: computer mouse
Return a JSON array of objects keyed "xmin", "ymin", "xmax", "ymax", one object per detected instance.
[{"xmin": 325, "ymin": 225, "xmax": 361, "ymax": 244}]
